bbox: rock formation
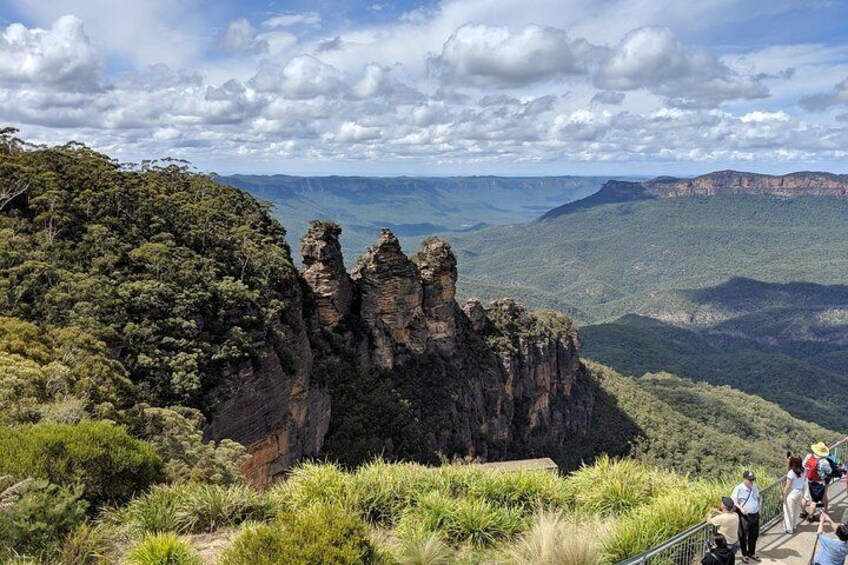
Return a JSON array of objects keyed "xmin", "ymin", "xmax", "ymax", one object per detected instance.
[
  {"xmin": 646, "ymin": 171, "xmax": 848, "ymax": 198},
  {"xmin": 209, "ymin": 220, "xmax": 594, "ymax": 484}
]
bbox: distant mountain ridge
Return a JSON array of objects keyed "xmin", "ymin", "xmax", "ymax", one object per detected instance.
[{"xmin": 541, "ymin": 170, "xmax": 848, "ymax": 220}]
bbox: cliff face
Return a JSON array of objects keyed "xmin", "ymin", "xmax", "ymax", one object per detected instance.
[
  {"xmin": 644, "ymin": 170, "xmax": 848, "ymax": 198},
  {"xmin": 209, "ymin": 222, "xmax": 594, "ymax": 484}
]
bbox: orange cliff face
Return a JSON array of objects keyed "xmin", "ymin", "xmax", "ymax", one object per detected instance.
[
  {"xmin": 203, "ymin": 221, "xmax": 594, "ymax": 486},
  {"xmin": 645, "ymin": 170, "xmax": 848, "ymax": 198}
]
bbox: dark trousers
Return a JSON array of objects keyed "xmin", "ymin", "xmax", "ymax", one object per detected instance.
[{"xmin": 740, "ymin": 512, "xmax": 760, "ymax": 556}]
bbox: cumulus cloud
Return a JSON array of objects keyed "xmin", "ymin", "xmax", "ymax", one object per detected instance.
[
  {"xmin": 437, "ymin": 24, "xmax": 597, "ymax": 85},
  {"xmin": 222, "ymin": 18, "xmax": 268, "ymax": 54},
  {"xmin": 250, "ymin": 55, "xmax": 345, "ymax": 98},
  {"xmin": 595, "ymin": 26, "xmax": 768, "ymax": 106},
  {"xmin": 0, "ymin": 15, "xmax": 102, "ymax": 91},
  {"xmin": 800, "ymin": 76, "xmax": 848, "ymax": 111}
]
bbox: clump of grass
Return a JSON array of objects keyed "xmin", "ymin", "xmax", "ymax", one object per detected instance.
[
  {"xmin": 124, "ymin": 532, "xmax": 201, "ymax": 565},
  {"xmin": 269, "ymin": 461, "xmax": 349, "ymax": 514},
  {"xmin": 106, "ymin": 483, "xmax": 273, "ymax": 535},
  {"xmin": 602, "ymin": 480, "xmax": 728, "ymax": 562},
  {"xmin": 466, "ymin": 469, "xmax": 569, "ymax": 513},
  {"xmin": 59, "ymin": 522, "xmax": 113, "ymax": 564},
  {"xmin": 396, "ymin": 491, "xmax": 522, "ymax": 547},
  {"xmin": 396, "ymin": 534, "xmax": 455, "ymax": 565},
  {"xmin": 504, "ymin": 511, "xmax": 604, "ymax": 565},
  {"xmin": 564, "ymin": 456, "xmax": 678, "ymax": 515},
  {"xmin": 219, "ymin": 503, "xmax": 384, "ymax": 565}
]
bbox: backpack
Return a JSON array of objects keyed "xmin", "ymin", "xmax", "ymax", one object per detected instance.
[{"xmin": 807, "ymin": 455, "xmax": 832, "ymax": 482}]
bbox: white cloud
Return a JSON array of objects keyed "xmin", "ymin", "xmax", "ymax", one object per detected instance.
[
  {"xmin": 0, "ymin": 15, "xmax": 102, "ymax": 91},
  {"xmin": 263, "ymin": 12, "xmax": 321, "ymax": 28},
  {"xmin": 437, "ymin": 24, "xmax": 596, "ymax": 85},
  {"xmin": 596, "ymin": 26, "xmax": 768, "ymax": 105},
  {"xmin": 222, "ymin": 19, "xmax": 268, "ymax": 54}
]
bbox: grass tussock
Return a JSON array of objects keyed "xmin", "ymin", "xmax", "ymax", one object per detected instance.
[
  {"xmin": 124, "ymin": 532, "xmax": 201, "ymax": 565},
  {"xmin": 505, "ymin": 511, "xmax": 605, "ymax": 565},
  {"xmin": 106, "ymin": 482, "xmax": 273, "ymax": 535}
]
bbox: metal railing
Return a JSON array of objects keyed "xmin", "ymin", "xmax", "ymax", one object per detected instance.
[{"xmin": 618, "ymin": 437, "xmax": 848, "ymax": 565}]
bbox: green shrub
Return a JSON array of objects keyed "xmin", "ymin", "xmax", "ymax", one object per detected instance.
[
  {"xmin": 128, "ymin": 405, "xmax": 250, "ymax": 485},
  {"xmin": 0, "ymin": 421, "xmax": 162, "ymax": 506},
  {"xmin": 0, "ymin": 478, "xmax": 87, "ymax": 560},
  {"xmin": 219, "ymin": 503, "xmax": 383, "ymax": 565},
  {"xmin": 124, "ymin": 532, "xmax": 201, "ymax": 565},
  {"xmin": 109, "ymin": 482, "xmax": 273, "ymax": 535}
]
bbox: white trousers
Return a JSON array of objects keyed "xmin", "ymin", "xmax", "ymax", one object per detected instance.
[{"xmin": 784, "ymin": 488, "xmax": 804, "ymax": 533}]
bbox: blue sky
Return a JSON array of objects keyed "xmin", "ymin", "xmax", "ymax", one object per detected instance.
[{"xmin": 1, "ymin": 0, "xmax": 848, "ymax": 176}]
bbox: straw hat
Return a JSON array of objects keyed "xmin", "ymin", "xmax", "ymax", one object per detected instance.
[{"xmin": 811, "ymin": 442, "xmax": 830, "ymax": 457}]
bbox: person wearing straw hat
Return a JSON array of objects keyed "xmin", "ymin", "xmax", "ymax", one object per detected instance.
[
  {"xmin": 802, "ymin": 442, "xmax": 833, "ymax": 522},
  {"xmin": 811, "ymin": 511, "xmax": 848, "ymax": 565},
  {"xmin": 732, "ymin": 471, "xmax": 761, "ymax": 562}
]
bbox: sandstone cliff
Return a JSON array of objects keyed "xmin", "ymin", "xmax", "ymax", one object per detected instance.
[
  {"xmin": 207, "ymin": 221, "xmax": 594, "ymax": 484},
  {"xmin": 645, "ymin": 170, "xmax": 848, "ymax": 198}
]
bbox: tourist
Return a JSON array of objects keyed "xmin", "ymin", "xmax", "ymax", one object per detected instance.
[
  {"xmin": 702, "ymin": 534, "xmax": 735, "ymax": 565},
  {"xmin": 812, "ymin": 511, "xmax": 848, "ymax": 565},
  {"xmin": 802, "ymin": 442, "xmax": 833, "ymax": 521},
  {"xmin": 707, "ymin": 498, "xmax": 740, "ymax": 556},
  {"xmin": 783, "ymin": 455, "xmax": 806, "ymax": 534},
  {"xmin": 732, "ymin": 471, "xmax": 760, "ymax": 562}
]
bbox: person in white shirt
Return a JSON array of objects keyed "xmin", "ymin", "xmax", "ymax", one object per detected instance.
[
  {"xmin": 732, "ymin": 470, "xmax": 761, "ymax": 562},
  {"xmin": 783, "ymin": 455, "xmax": 806, "ymax": 534}
]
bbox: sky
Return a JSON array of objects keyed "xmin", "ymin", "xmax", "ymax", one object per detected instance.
[{"xmin": 1, "ymin": 0, "xmax": 848, "ymax": 176}]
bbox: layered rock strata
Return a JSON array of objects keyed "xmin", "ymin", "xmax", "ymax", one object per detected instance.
[{"xmin": 210, "ymin": 221, "xmax": 593, "ymax": 484}]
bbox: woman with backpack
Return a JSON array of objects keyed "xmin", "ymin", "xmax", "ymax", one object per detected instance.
[
  {"xmin": 802, "ymin": 442, "xmax": 833, "ymax": 522},
  {"xmin": 783, "ymin": 455, "xmax": 806, "ymax": 534}
]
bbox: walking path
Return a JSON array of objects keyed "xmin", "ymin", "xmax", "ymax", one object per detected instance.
[{"xmin": 757, "ymin": 479, "xmax": 847, "ymax": 564}]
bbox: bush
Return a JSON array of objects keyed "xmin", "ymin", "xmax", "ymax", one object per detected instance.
[
  {"xmin": 0, "ymin": 478, "xmax": 88, "ymax": 560},
  {"xmin": 0, "ymin": 421, "xmax": 162, "ymax": 506},
  {"xmin": 108, "ymin": 482, "xmax": 273, "ymax": 535},
  {"xmin": 219, "ymin": 503, "xmax": 384, "ymax": 565},
  {"xmin": 128, "ymin": 405, "xmax": 250, "ymax": 485},
  {"xmin": 124, "ymin": 532, "xmax": 201, "ymax": 565}
]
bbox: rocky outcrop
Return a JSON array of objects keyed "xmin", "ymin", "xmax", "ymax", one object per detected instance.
[
  {"xmin": 646, "ymin": 171, "xmax": 848, "ymax": 198},
  {"xmin": 301, "ymin": 221, "xmax": 353, "ymax": 330},
  {"xmin": 210, "ymin": 222, "xmax": 594, "ymax": 484},
  {"xmin": 350, "ymin": 229, "xmax": 429, "ymax": 367},
  {"xmin": 204, "ymin": 287, "xmax": 331, "ymax": 487}
]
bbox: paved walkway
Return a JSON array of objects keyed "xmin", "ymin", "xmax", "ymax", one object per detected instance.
[{"xmin": 756, "ymin": 480, "xmax": 847, "ymax": 564}]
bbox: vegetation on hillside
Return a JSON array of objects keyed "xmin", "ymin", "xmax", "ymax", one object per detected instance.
[{"xmin": 582, "ymin": 314, "xmax": 848, "ymax": 430}]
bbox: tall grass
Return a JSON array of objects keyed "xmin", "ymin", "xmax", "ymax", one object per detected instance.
[
  {"xmin": 504, "ymin": 511, "xmax": 605, "ymax": 565},
  {"xmin": 564, "ymin": 456, "xmax": 678, "ymax": 515},
  {"xmin": 395, "ymin": 534, "xmax": 455, "ymax": 565},
  {"xmin": 107, "ymin": 483, "xmax": 273, "ymax": 535},
  {"xmin": 602, "ymin": 480, "xmax": 728, "ymax": 562},
  {"xmin": 124, "ymin": 532, "xmax": 201, "ymax": 565}
]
